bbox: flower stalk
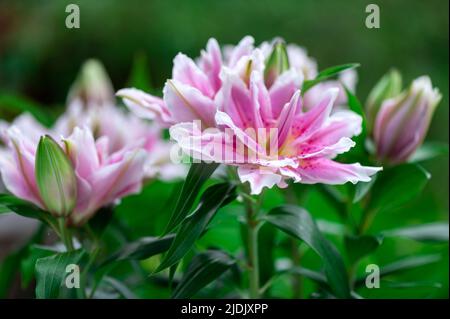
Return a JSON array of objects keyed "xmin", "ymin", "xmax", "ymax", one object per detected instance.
[
  {"xmin": 58, "ymin": 218, "xmax": 74, "ymax": 251},
  {"xmin": 242, "ymin": 183, "xmax": 260, "ymax": 298}
]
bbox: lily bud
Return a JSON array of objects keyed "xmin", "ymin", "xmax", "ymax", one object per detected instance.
[
  {"xmin": 264, "ymin": 40, "xmax": 290, "ymax": 87},
  {"xmin": 67, "ymin": 59, "xmax": 114, "ymax": 107},
  {"xmin": 35, "ymin": 135, "xmax": 77, "ymax": 217},
  {"xmin": 366, "ymin": 69, "xmax": 402, "ymax": 131},
  {"xmin": 374, "ymin": 76, "xmax": 441, "ymax": 164}
]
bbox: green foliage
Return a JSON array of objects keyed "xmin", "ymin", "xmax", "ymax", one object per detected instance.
[
  {"xmin": 368, "ymin": 164, "xmax": 430, "ymax": 213},
  {"xmin": 344, "ymin": 235, "xmax": 383, "ymax": 264},
  {"xmin": 157, "ymin": 182, "xmax": 236, "ymax": 272},
  {"xmin": 0, "ymin": 1, "xmax": 448, "ymax": 299},
  {"xmin": 264, "ymin": 205, "xmax": 350, "ymax": 298},
  {"xmin": 163, "ymin": 162, "xmax": 219, "ymax": 234},
  {"xmin": 172, "ymin": 250, "xmax": 236, "ymax": 299},
  {"xmin": 35, "ymin": 249, "xmax": 86, "ymax": 299}
]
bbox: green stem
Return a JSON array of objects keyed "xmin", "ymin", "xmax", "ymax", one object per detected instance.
[
  {"xmin": 242, "ymin": 185, "xmax": 260, "ymax": 299},
  {"xmin": 285, "ymin": 186, "xmax": 305, "ymax": 298},
  {"xmin": 80, "ymin": 246, "xmax": 100, "ymax": 299},
  {"xmin": 290, "ymin": 238, "xmax": 302, "ymax": 298},
  {"xmin": 58, "ymin": 218, "xmax": 74, "ymax": 251}
]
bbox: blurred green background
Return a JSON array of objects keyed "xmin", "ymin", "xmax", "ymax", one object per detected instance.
[{"xmin": 0, "ymin": 0, "xmax": 448, "ymax": 298}]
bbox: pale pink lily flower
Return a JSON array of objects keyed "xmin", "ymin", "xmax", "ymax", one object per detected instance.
[
  {"xmin": 118, "ymin": 37, "xmax": 380, "ymax": 194},
  {"xmin": 55, "ymin": 59, "xmax": 185, "ymax": 181},
  {"xmin": 0, "ymin": 126, "xmax": 147, "ymax": 225},
  {"xmin": 373, "ymin": 76, "xmax": 441, "ymax": 164},
  {"xmin": 171, "ymin": 71, "xmax": 380, "ymax": 194},
  {"xmin": 54, "ymin": 101, "xmax": 185, "ymax": 181},
  {"xmin": 118, "ymin": 37, "xmax": 356, "ymax": 125},
  {"xmin": 117, "ymin": 36, "xmax": 259, "ymax": 127}
]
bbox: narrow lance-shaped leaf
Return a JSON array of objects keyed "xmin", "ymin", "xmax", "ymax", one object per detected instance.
[
  {"xmin": 302, "ymin": 63, "xmax": 360, "ymax": 93},
  {"xmin": 157, "ymin": 182, "xmax": 236, "ymax": 272},
  {"xmin": 103, "ymin": 277, "xmax": 138, "ymax": 299},
  {"xmin": 264, "ymin": 205, "xmax": 351, "ymax": 298},
  {"xmin": 172, "ymin": 250, "xmax": 235, "ymax": 299},
  {"xmin": 355, "ymin": 254, "xmax": 441, "ymax": 288},
  {"xmin": 163, "ymin": 162, "xmax": 219, "ymax": 234},
  {"xmin": 100, "ymin": 234, "xmax": 175, "ymax": 267},
  {"xmin": 382, "ymin": 223, "xmax": 449, "ymax": 242},
  {"xmin": 0, "ymin": 194, "xmax": 52, "ymax": 225}
]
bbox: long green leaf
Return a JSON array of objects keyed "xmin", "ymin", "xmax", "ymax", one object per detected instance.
[
  {"xmin": 21, "ymin": 245, "xmax": 56, "ymax": 287},
  {"xmin": 382, "ymin": 223, "xmax": 449, "ymax": 242},
  {"xmin": 103, "ymin": 277, "xmax": 138, "ymax": 299},
  {"xmin": 368, "ymin": 163, "xmax": 430, "ymax": 212},
  {"xmin": 302, "ymin": 63, "xmax": 360, "ymax": 93},
  {"xmin": 355, "ymin": 254, "xmax": 441, "ymax": 288},
  {"xmin": 100, "ymin": 234, "xmax": 175, "ymax": 267},
  {"xmin": 35, "ymin": 249, "xmax": 86, "ymax": 299},
  {"xmin": 163, "ymin": 162, "xmax": 219, "ymax": 234},
  {"xmin": 264, "ymin": 205, "xmax": 350, "ymax": 298},
  {"xmin": 0, "ymin": 194, "xmax": 51, "ymax": 224},
  {"xmin": 157, "ymin": 182, "xmax": 236, "ymax": 272},
  {"xmin": 172, "ymin": 250, "xmax": 235, "ymax": 299}
]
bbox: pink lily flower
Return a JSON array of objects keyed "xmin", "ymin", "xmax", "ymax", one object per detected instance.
[
  {"xmin": 55, "ymin": 59, "xmax": 185, "ymax": 181},
  {"xmin": 119, "ymin": 37, "xmax": 381, "ymax": 194},
  {"xmin": 118, "ymin": 37, "xmax": 357, "ymax": 126},
  {"xmin": 0, "ymin": 126, "xmax": 147, "ymax": 225}
]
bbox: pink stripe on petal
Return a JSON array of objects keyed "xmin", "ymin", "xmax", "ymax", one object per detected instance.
[
  {"xmin": 269, "ymin": 68, "xmax": 303, "ymax": 118},
  {"xmin": 163, "ymin": 80, "xmax": 216, "ymax": 127},
  {"xmin": 199, "ymin": 38, "xmax": 223, "ymax": 92},
  {"xmin": 173, "ymin": 53, "xmax": 214, "ymax": 98},
  {"xmin": 292, "ymin": 88, "xmax": 338, "ymax": 143},
  {"xmin": 117, "ymin": 88, "xmax": 171, "ymax": 125},
  {"xmin": 275, "ymin": 90, "xmax": 301, "ymax": 148}
]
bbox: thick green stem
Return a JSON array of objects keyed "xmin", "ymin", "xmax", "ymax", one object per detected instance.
[
  {"xmin": 58, "ymin": 218, "xmax": 74, "ymax": 251},
  {"xmin": 290, "ymin": 239, "xmax": 303, "ymax": 298},
  {"xmin": 285, "ymin": 186, "xmax": 304, "ymax": 298},
  {"xmin": 242, "ymin": 186, "xmax": 260, "ymax": 299},
  {"xmin": 248, "ymin": 220, "xmax": 259, "ymax": 298}
]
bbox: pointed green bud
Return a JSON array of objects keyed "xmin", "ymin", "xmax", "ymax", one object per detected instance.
[
  {"xmin": 68, "ymin": 59, "xmax": 114, "ymax": 107},
  {"xmin": 35, "ymin": 135, "xmax": 77, "ymax": 217},
  {"xmin": 366, "ymin": 69, "xmax": 403, "ymax": 132},
  {"xmin": 264, "ymin": 40, "xmax": 290, "ymax": 87}
]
